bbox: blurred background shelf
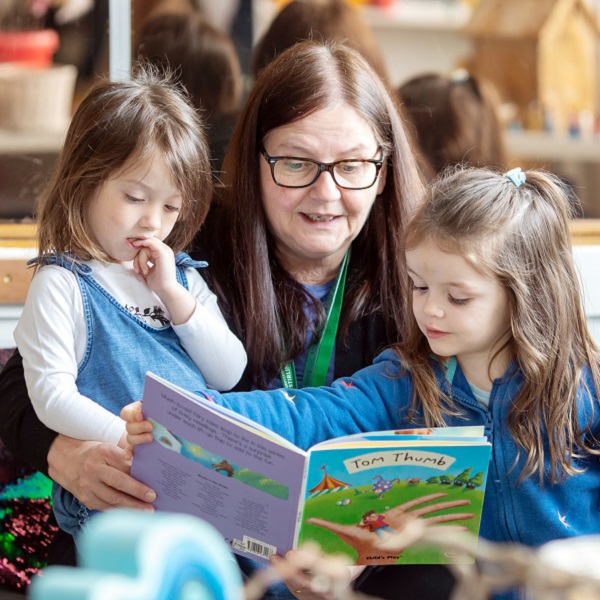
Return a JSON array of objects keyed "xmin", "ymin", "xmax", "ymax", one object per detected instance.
[
  {"xmin": 0, "ymin": 127, "xmax": 65, "ymax": 154},
  {"xmin": 359, "ymin": 0, "xmax": 471, "ymax": 31},
  {"xmin": 505, "ymin": 131, "xmax": 600, "ymax": 163},
  {"xmin": 505, "ymin": 131, "xmax": 600, "ymax": 217}
]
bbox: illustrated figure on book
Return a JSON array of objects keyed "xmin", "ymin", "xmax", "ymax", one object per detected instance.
[
  {"xmin": 371, "ymin": 474, "xmax": 400, "ymax": 499},
  {"xmin": 125, "ymin": 166, "xmax": 600, "ymax": 600},
  {"xmin": 13, "ymin": 65, "xmax": 247, "ymax": 539},
  {"xmin": 359, "ymin": 510, "xmax": 396, "ymax": 538},
  {"xmin": 305, "ymin": 493, "xmax": 472, "ymax": 564},
  {"xmin": 212, "ymin": 460, "xmax": 235, "ymax": 478}
]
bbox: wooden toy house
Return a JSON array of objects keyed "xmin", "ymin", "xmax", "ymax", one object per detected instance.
[{"xmin": 465, "ymin": 0, "xmax": 600, "ymax": 132}]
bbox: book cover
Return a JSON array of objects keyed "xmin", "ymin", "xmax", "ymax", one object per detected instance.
[
  {"xmin": 297, "ymin": 437, "xmax": 491, "ymax": 565},
  {"xmin": 130, "ymin": 374, "xmax": 308, "ymax": 562},
  {"xmin": 131, "ymin": 373, "xmax": 491, "ymax": 565}
]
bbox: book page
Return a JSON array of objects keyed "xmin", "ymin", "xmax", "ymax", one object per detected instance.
[
  {"xmin": 298, "ymin": 438, "xmax": 491, "ymax": 565},
  {"xmin": 160, "ymin": 377, "xmax": 302, "ymax": 450},
  {"xmin": 131, "ymin": 373, "xmax": 308, "ymax": 563},
  {"xmin": 313, "ymin": 426, "xmax": 486, "ymax": 447}
]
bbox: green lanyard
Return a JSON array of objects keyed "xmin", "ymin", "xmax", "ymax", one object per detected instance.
[{"xmin": 279, "ymin": 249, "xmax": 350, "ymax": 389}]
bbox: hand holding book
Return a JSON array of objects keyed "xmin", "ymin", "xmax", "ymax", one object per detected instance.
[{"xmin": 121, "ymin": 374, "xmax": 492, "ymax": 566}]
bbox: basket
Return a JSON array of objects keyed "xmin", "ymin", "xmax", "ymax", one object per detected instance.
[{"xmin": 0, "ymin": 63, "xmax": 77, "ymax": 132}]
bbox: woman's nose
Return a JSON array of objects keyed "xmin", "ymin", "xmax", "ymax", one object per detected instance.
[{"xmin": 310, "ymin": 169, "xmax": 342, "ymax": 201}]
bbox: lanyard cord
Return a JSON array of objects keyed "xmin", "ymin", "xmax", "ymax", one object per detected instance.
[{"xmin": 279, "ymin": 249, "xmax": 350, "ymax": 388}]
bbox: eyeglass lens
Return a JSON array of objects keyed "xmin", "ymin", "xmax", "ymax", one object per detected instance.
[{"xmin": 273, "ymin": 158, "xmax": 377, "ymax": 189}]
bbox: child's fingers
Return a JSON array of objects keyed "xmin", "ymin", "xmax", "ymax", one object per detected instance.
[
  {"xmin": 120, "ymin": 401, "xmax": 144, "ymax": 422},
  {"xmin": 126, "ymin": 419, "xmax": 152, "ymax": 434},
  {"xmin": 132, "ymin": 237, "xmax": 164, "ymax": 258},
  {"xmin": 134, "ymin": 238, "xmax": 174, "ymax": 265},
  {"xmin": 132, "ymin": 244, "xmax": 155, "ymax": 277},
  {"xmin": 127, "ymin": 432, "xmax": 154, "ymax": 447},
  {"xmin": 139, "ymin": 249, "xmax": 153, "ymax": 276}
]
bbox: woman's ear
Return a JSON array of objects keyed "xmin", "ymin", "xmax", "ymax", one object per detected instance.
[{"xmin": 376, "ymin": 162, "xmax": 388, "ymax": 194}]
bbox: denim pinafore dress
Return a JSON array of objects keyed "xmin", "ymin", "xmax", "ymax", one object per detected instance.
[{"xmin": 43, "ymin": 253, "xmax": 208, "ymax": 536}]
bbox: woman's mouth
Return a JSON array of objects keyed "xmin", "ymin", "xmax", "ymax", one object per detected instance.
[{"xmin": 303, "ymin": 213, "xmax": 336, "ymax": 222}]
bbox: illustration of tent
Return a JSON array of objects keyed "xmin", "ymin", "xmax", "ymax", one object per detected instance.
[{"xmin": 308, "ymin": 465, "xmax": 352, "ymax": 496}]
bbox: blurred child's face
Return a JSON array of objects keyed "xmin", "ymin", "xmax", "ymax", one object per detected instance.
[
  {"xmin": 406, "ymin": 239, "xmax": 511, "ymax": 388},
  {"xmin": 88, "ymin": 151, "xmax": 182, "ymax": 264}
]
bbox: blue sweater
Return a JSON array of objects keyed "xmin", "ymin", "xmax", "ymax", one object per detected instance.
[{"xmin": 205, "ymin": 349, "xmax": 600, "ymax": 549}]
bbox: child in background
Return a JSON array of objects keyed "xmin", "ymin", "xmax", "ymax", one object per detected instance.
[
  {"xmin": 15, "ymin": 65, "xmax": 247, "ymax": 536},
  {"xmin": 136, "ymin": 10, "xmax": 243, "ymax": 174},
  {"xmin": 398, "ymin": 71, "xmax": 507, "ymax": 180},
  {"xmin": 126, "ymin": 166, "xmax": 600, "ymax": 599},
  {"xmin": 250, "ymin": 0, "xmax": 389, "ymax": 82}
]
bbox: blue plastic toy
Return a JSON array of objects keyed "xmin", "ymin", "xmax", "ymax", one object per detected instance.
[{"xmin": 29, "ymin": 510, "xmax": 243, "ymax": 600}]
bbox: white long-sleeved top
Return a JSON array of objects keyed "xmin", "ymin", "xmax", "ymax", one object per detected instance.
[{"xmin": 15, "ymin": 260, "xmax": 247, "ymax": 445}]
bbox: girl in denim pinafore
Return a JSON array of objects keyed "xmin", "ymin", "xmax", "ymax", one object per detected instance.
[{"xmin": 14, "ymin": 67, "xmax": 247, "ymax": 538}]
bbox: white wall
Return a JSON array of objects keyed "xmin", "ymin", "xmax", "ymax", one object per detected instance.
[{"xmin": 574, "ymin": 245, "xmax": 600, "ymax": 346}]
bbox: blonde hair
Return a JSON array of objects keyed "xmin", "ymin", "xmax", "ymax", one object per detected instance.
[
  {"xmin": 36, "ymin": 63, "xmax": 212, "ymax": 264},
  {"xmin": 397, "ymin": 166, "xmax": 600, "ymax": 483}
]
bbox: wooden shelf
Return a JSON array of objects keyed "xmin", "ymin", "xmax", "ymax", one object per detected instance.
[
  {"xmin": 360, "ymin": 0, "xmax": 471, "ymax": 31},
  {"xmin": 571, "ymin": 219, "xmax": 600, "ymax": 245},
  {"xmin": 0, "ymin": 223, "xmax": 37, "ymax": 247},
  {"xmin": 252, "ymin": 0, "xmax": 471, "ymax": 42},
  {"xmin": 505, "ymin": 131, "xmax": 600, "ymax": 163},
  {"xmin": 0, "ymin": 128, "xmax": 66, "ymax": 155}
]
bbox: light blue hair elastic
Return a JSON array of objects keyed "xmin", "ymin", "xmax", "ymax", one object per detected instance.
[{"xmin": 504, "ymin": 167, "xmax": 526, "ymax": 187}]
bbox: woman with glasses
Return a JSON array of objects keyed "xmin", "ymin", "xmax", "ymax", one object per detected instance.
[
  {"xmin": 192, "ymin": 41, "xmax": 453, "ymax": 600},
  {"xmin": 197, "ymin": 36, "xmax": 417, "ymax": 394},
  {"xmin": 0, "ymin": 41, "xmax": 454, "ymax": 599}
]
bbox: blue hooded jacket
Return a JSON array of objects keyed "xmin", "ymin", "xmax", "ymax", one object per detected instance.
[{"xmin": 205, "ymin": 348, "xmax": 600, "ymax": 550}]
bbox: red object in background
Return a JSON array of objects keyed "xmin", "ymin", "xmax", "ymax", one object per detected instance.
[
  {"xmin": 0, "ymin": 29, "xmax": 59, "ymax": 68},
  {"xmin": 370, "ymin": 0, "xmax": 394, "ymax": 6}
]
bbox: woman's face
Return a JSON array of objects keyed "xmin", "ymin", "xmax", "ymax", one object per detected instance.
[{"xmin": 260, "ymin": 105, "xmax": 386, "ymax": 275}]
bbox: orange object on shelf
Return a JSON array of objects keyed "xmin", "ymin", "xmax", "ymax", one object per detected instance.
[{"xmin": 0, "ymin": 29, "xmax": 59, "ymax": 68}]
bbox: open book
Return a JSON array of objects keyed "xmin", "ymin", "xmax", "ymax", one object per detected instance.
[{"xmin": 130, "ymin": 373, "xmax": 492, "ymax": 566}]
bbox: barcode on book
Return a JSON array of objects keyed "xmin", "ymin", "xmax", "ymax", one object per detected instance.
[{"xmin": 243, "ymin": 536, "xmax": 277, "ymax": 559}]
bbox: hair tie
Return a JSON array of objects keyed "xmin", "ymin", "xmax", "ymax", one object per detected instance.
[
  {"xmin": 504, "ymin": 167, "xmax": 526, "ymax": 187},
  {"xmin": 450, "ymin": 68, "xmax": 470, "ymax": 84}
]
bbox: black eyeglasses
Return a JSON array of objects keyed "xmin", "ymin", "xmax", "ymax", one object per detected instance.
[{"xmin": 260, "ymin": 146, "xmax": 384, "ymax": 190}]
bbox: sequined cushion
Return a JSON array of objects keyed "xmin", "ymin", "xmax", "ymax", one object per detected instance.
[{"xmin": 0, "ymin": 349, "xmax": 56, "ymax": 593}]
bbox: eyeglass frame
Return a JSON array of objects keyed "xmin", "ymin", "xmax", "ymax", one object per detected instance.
[{"xmin": 260, "ymin": 145, "xmax": 385, "ymax": 190}]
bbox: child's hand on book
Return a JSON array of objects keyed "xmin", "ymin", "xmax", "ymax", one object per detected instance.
[
  {"xmin": 121, "ymin": 401, "xmax": 154, "ymax": 447},
  {"xmin": 307, "ymin": 492, "xmax": 474, "ymax": 565}
]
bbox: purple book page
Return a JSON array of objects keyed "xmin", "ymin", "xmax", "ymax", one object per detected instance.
[{"xmin": 131, "ymin": 373, "xmax": 308, "ymax": 563}]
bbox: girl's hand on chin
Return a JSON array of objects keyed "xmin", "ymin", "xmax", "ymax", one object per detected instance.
[
  {"xmin": 132, "ymin": 243, "xmax": 154, "ymax": 277},
  {"xmin": 121, "ymin": 401, "xmax": 155, "ymax": 447},
  {"xmin": 132, "ymin": 237, "xmax": 177, "ymax": 297}
]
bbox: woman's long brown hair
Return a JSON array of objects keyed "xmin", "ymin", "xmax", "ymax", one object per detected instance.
[{"xmin": 206, "ymin": 41, "xmax": 423, "ymax": 388}]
